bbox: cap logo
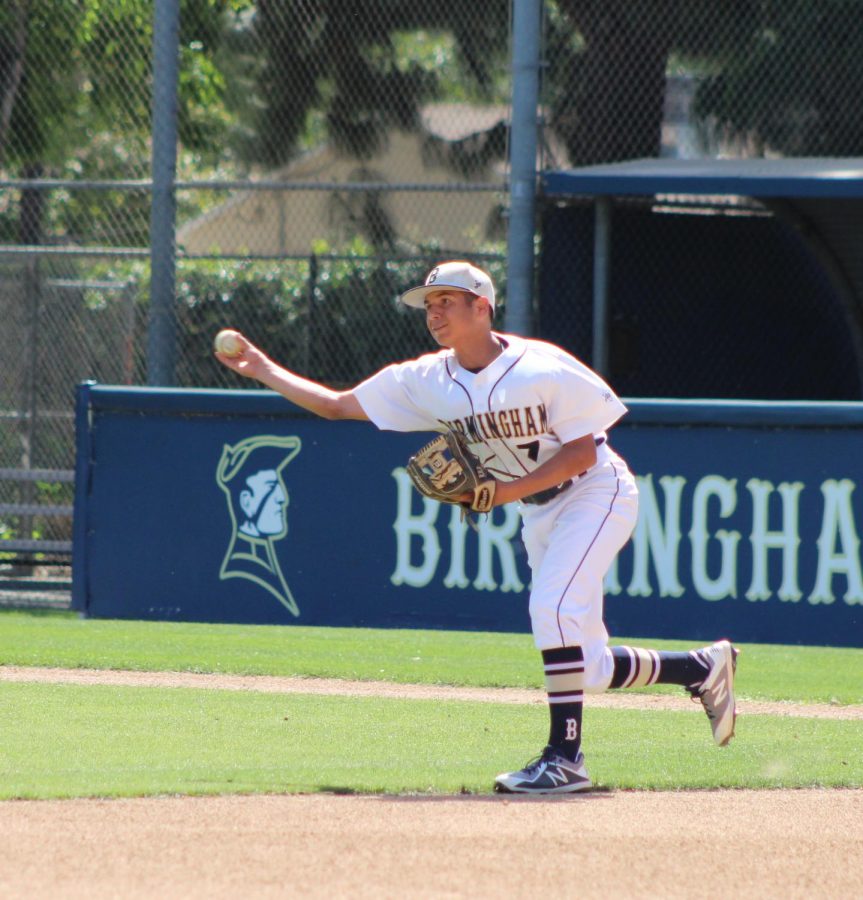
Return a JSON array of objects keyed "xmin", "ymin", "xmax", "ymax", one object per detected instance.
[
  {"xmin": 426, "ymin": 267, "xmax": 439, "ymax": 285},
  {"xmin": 474, "ymin": 279, "xmax": 482, "ymax": 289}
]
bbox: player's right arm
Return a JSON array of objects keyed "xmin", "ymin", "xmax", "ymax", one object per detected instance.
[{"xmin": 214, "ymin": 332, "xmax": 368, "ymax": 421}]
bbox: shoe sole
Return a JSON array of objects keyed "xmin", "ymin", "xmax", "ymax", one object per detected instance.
[
  {"xmin": 493, "ymin": 779, "xmax": 593, "ymax": 795},
  {"xmin": 712, "ymin": 641, "xmax": 739, "ymax": 747},
  {"xmin": 724, "ymin": 645, "xmax": 740, "ymax": 746}
]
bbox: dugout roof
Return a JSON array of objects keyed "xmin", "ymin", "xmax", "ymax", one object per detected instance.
[{"xmin": 542, "ymin": 157, "xmax": 863, "ymax": 199}]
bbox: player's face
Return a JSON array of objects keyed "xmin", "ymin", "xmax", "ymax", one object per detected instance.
[{"xmin": 424, "ymin": 289, "xmax": 485, "ymax": 348}]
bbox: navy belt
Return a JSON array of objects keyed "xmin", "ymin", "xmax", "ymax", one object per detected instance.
[
  {"xmin": 522, "ymin": 480, "xmax": 573, "ymax": 505},
  {"xmin": 521, "ymin": 436, "xmax": 606, "ymax": 506}
]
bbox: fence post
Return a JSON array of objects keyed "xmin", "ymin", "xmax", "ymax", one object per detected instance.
[
  {"xmin": 20, "ymin": 258, "xmax": 41, "ymax": 559},
  {"xmin": 305, "ymin": 254, "xmax": 318, "ymax": 376},
  {"xmin": 505, "ymin": 0, "xmax": 542, "ymax": 337},
  {"xmin": 147, "ymin": 0, "xmax": 180, "ymax": 385},
  {"xmin": 592, "ymin": 197, "xmax": 612, "ymax": 375}
]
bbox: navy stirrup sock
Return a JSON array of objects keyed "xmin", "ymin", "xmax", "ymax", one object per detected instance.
[
  {"xmin": 542, "ymin": 646, "xmax": 585, "ymax": 761},
  {"xmin": 609, "ymin": 646, "xmax": 709, "ymax": 689}
]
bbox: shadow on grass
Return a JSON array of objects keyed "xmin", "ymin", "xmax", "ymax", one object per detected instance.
[
  {"xmin": 312, "ymin": 787, "xmax": 616, "ymax": 802},
  {"xmin": 0, "ymin": 607, "xmax": 77, "ymax": 619}
]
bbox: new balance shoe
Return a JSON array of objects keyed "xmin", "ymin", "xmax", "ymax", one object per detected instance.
[
  {"xmin": 494, "ymin": 746, "xmax": 592, "ymax": 794},
  {"xmin": 689, "ymin": 639, "xmax": 739, "ymax": 746}
]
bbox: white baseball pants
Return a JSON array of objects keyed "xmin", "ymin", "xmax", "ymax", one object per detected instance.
[{"xmin": 520, "ymin": 449, "xmax": 639, "ymax": 692}]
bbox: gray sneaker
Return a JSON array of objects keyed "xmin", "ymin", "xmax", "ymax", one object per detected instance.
[
  {"xmin": 689, "ymin": 640, "xmax": 739, "ymax": 746},
  {"xmin": 494, "ymin": 746, "xmax": 592, "ymax": 794}
]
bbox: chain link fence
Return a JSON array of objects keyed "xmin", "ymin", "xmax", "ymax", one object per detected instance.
[
  {"xmin": 2, "ymin": 0, "xmax": 863, "ymax": 576},
  {"xmin": 539, "ymin": 193, "xmax": 863, "ymax": 400}
]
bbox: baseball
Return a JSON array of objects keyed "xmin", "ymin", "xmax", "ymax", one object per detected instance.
[{"xmin": 214, "ymin": 329, "xmax": 243, "ymax": 357}]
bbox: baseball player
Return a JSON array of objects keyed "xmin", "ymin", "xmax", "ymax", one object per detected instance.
[{"xmin": 215, "ymin": 260, "xmax": 738, "ymax": 794}]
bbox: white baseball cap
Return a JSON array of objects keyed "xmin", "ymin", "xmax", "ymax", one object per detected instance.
[{"xmin": 400, "ymin": 261, "xmax": 496, "ymax": 312}]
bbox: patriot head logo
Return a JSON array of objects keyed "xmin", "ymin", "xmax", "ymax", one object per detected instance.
[{"xmin": 216, "ymin": 435, "xmax": 302, "ymax": 616}]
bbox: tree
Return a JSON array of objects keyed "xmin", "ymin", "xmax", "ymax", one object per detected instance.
[
  {"xmin": 693, "ymin": 1, "xmax": 863, "ymax": 156},
  {"xmin": 230, "ymin": 1, "xmax": 863, "ymax": 173},
  {"xmin": 227, "ymin": 0, "xmax": 510, "ymax": 168},
  {"xmin": 549, "ymin": 0, "xmax": 863, "ymax": 164},
  {"xmin": 0, "ymin": 0, "xmax": 237, "ymax": 246},
  {"xmin": 547, "ymin": 0, "xmax": 762, "ymax": 164}
]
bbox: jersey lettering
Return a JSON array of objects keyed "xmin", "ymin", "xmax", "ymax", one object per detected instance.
[
  {"xmin": 483, "ymin": 412, "xmax": 502, "ymax": 439},
  {"xmin": 517, "ymin": 440, "xmax": 540, "ymax": 463},
  {"xmin": 446, "ymin": 419, "xmax": 466, "ymax": 438},
  {"xmin": 465, "ymin": 416, "xmax": 483, "ymax": 442},
  {"xmin": 441, "ymin": 406, "xmax": 550, "ymax": 448},
  {"xmin": 537, "ymin": 404, "xmax": 549, "ymax": 433}
]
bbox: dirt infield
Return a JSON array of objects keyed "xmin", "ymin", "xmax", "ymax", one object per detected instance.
[
  {"xmin": 2, "ymin": 790, "xmax": 861, "ymax": 898},
  {"xmin": 2, "ymin": 667, "xmax": 861, "ymax": 897}
]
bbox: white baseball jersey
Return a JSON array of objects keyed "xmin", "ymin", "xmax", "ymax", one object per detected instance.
[
  {"xmin": 353, "ymin": 333, "xmax": 627, "ymax": 483},
  {"xmin": 354, "ymin": 332, "xmax": 639, "ymax": 686}
]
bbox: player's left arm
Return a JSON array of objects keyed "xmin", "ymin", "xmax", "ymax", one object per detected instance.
[{"xmin": 491, "ymin": 434, "xmax": 597, "ymax": 506}]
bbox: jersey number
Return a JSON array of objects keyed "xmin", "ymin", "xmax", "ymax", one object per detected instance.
[{"xmin": 516, "ymin": 440, "xmax": 540, "ymax": 462}]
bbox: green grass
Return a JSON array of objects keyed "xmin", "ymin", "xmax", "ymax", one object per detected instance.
[
  {"xmin": 1, "ymin": 610, "xmax": 862, "ymax": 704},
  {"xmin": 1, "ymin": 680, "xmax": 860, "ymax": 800},
  {"xmin": 1, "ymin": 610, "xmax": 861, "ymax": 798}
]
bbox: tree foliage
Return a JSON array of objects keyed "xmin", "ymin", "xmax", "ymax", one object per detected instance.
[
  {"xmin": 693, "ymin": 0, "xmax": 863, "ymax": 156},
  {"xmin": 169, "ymin": 257, "xmax": 467, "ymax": 388},
  {"xmin": 218, "ymin": 0, "xmax": 863, "ymax": 174},
  {"xmin": 228, "ymin": 0, "xmax": 510, "ymax": 168},
  {"xmin": 4, "ymin": 2, "xmax": 859, "ymax": 307},
  {"xmin": 549, "ymin": 0, "xmax": 863, "ymax": 163},
  {"xmin": 0, "ymin": 0, "xmax": 237, "ymax": 170},
  {"xmin": 2, "ymin": 0, "xmax": 862, "ymax": 244},
  {"xmin": 0, "ymin": 0, "xmax": 237, "ymax": 245}
]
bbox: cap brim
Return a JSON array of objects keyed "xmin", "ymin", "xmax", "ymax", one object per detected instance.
[{"xmin": 399, "ymin": 283, "xmax": 482, "ymax": 310}]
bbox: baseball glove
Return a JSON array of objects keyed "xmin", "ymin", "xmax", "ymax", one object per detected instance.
[{"xmin": 406, "ymin": 431, "xmax": 497, "ymax": 513}]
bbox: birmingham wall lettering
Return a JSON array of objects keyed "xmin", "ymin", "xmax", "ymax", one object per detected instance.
[{"xmin": 390, "ymin": 468, "xmax": 863, "ymax": 607}]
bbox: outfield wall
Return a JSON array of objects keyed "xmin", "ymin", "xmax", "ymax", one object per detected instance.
[{"xmin": 72, "ymin": 384, "xmax": 863, "ymax": 647}]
